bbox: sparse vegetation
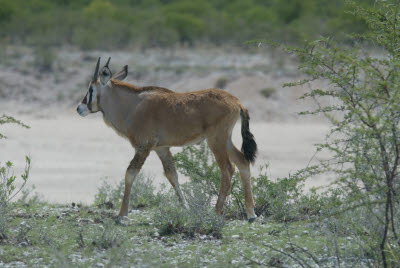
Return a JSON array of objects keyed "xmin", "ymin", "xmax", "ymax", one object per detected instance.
[
  {"xmin": 1, "ymin": 1, "xmax": 399, "ymax": 267},
  {"xmin": 0, "ymin": 139, "xmax": 388, "ymax": 267},
  {"xmin": 215, "ymin": 77, "xmax": 228, "ymax": 89},
  {"xmin": 0, "ymin": 139, "xmax": 346, "ymax": 267},
  {"xmin": 33, "ymin": 46, "xmax": 55, "ymax": 72},
  {"xmin": 90, "ymin": 219, "xmax": 124, "ymax": 250},
  {"xmin": 0, "ymin": 196, "xmax": 369, "ymax": 267}
]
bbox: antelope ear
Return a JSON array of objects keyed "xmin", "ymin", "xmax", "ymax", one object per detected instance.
[
  {"xmin": 100, "ymin": 66, "xmax": 112, "ymax": 86},
  {"xmin": 112, "ymin": 65, "xmax": 128, "ymax": 81},
  {"xmin": 99, "ymin": 57, "xmax": 112, "ymax": 86}
]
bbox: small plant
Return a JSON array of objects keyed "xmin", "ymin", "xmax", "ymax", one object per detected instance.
[
  {"xmin": 174, "ymin": 141, "xmax": 221, "ymax": 198},
  {"xmin": 33, "ymin": 46, "xmax": 55, "ymax": 72},
  {"xmin": 174, "ymin": 141, "xmax": 244, "ymax": 218},
  {"xmin": 259, "ymin": 87, "xmax": 276, "ymax": 98},
  {"xmin": 0, "ymin": 158, "xmax": 31, "ymax": 240},
  {"xmin": 94, "ymin": 173, "xmax": 161, "ymax": 210},
  {"xmin": 19, "ymin": 184, "xmax": 41, "ymax": 205},
  {"xmin": 215, "ymin": 77, "xmax": 228, "ymax": 89},
  {"xmin": 0, "ymin": 114, "xmax": 30, "ymax": 241},
  {"xmin": 153, "ymin": 192, "xmax": 186, "ymax": 236},
  {"xmin": 153, "ymin": 183, "xmax": 225, "ymax": 238},
  {"xmin": 182, "ymin": 182, "xmax": 225, "ymax": 238},
  {"xmin": 16, "ymin": 221, "xmax": 32, "ymax": 246},
  {"xmin": 254, "ymin": 173, "xmax": 303, "ymax": 222},
  {"xmin": 0, "ymin": 158, "xmax": 31, "ymax": 202},
  {"xmin": 91, "ymin": 219, "xmax": 123, "ymax": 250}
]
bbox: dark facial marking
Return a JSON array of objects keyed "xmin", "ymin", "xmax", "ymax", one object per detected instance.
[{"xmin": 88, "ymin": 87, "xmax": 93, "ymax": 104}]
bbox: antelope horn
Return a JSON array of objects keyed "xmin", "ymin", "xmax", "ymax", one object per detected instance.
[
  {"xmin": 93, "ymin": 57, "xmax": 101, "ymax": 81},
  {"xmin": 105, "ymin": 57, "xmax": 111, "ymax": 68}
]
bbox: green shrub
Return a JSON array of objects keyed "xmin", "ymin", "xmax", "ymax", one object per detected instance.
[
  {"xmin": 83, "ymin": 0, "xmax": 116, "ymax": 19},
  {"xmin": 72, "ymin": 18, "xmax": 131, "ymax": 50},
  {"xmin": 174, "ymin": 141, "xmax": 221, "ymax": 197},
  {"xmin": 0, "ymin": 114, "xmax": 30, "ymax": 241},
  {"xmin": 0, "ymin": 0, "xmax": 16, "ymax": 23},
  {"xmin": 175, "ymin": 141, "xmax": 325, "ymax": 222},
  {"xmin": 163, "ymin": 0, "xmax": 214, "ymax": 17},
  {"xmin": 139, "ymin": 17, "xmax": 179, "ymax": 48},
  {"xmin": 94, "ymin": 173, "xmax": 161, "ymax": 210},
  {"xmin": 153, "ymin": 184, "xmax": 225, "ymax": 238},
  {"xmin": 152, "ymin": 193, "xmax": 185, "ymax": 236},
  {"xmin": 174, "ymin": 141, "xmax": 246, "ymax": 219},
  {"xmin": 0, "ymin": 158, "xmax": 31, "ymax": 240},
  {"xmin": 254, "ymin": 172, "xmax": 302, "ymax": 221},
  {"xmin": 165, "ymin": 13, "xmax": 205, "ymax": 45},
  {"xmin": 259, "ymin": 87, "xmax": 276, "ymax": 98}
]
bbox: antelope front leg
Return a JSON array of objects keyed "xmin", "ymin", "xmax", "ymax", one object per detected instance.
[{"xmin": 118, "ymin": 149, "xmax": 150, "ymax": 217}]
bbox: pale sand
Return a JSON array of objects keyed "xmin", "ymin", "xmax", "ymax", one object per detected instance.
[{"xmin": 0, "ymin": 112, "xmax": 331, "ymax": 204}]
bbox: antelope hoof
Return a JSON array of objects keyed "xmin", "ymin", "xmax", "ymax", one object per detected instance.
[{"xmin": 248, "ymin": 217, "xmax": 257, "ymax": 223}]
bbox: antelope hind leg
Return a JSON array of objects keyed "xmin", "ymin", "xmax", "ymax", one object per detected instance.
[
  {"xmin": 207, "ymin": 138, "xmax": 234, "ymax": 216},
  {"xmin": 155, "ymin": 147, "xmax": 185, "ymax": 203},
  {"xmin": 227, "ymin": 141, "xmax": 257, "ymax": 222}
]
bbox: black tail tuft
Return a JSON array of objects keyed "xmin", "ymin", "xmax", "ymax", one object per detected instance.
[{"xmin": 240, "ymin": 108, "xmax": 257, "ymax": 164}]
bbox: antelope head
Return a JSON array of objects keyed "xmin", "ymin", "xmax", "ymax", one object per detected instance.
[{"xmin": 77, "ymin": 57, "xmax": 128, "ymax": 117}]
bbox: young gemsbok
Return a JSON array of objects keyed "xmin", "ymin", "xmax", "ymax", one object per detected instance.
[{"xmin": 77, "ymin": 57, "xmax": 258, "ymax": 222}]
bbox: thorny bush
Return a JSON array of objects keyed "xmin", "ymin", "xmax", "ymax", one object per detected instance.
[{"xmin": 269, "ymin": 0, "xmax": 400, "ymax": 266}]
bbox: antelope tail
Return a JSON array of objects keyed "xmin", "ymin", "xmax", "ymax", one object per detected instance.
[{"xmin": 240, "ymin": 108, "xmax": 257, "ymax": 164}]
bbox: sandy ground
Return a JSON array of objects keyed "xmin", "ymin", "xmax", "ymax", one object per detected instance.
[{"xmin": 0, "ymin": 111, "xmax": 330, "ymax": 204}]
